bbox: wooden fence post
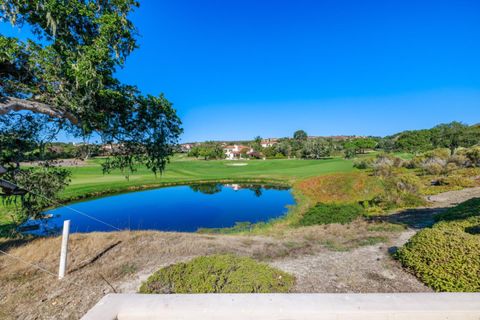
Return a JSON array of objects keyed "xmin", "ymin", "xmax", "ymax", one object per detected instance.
[{"xmin": 58, "ymin": 220, "xmax": 70, "ymax": 280}]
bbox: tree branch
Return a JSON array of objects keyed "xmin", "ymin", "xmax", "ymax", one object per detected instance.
[{"xmin": 0, "ymin": 96, "xmax": 78, "ymax": 125}]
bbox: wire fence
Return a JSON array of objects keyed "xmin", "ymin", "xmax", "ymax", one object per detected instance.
[
  {"xmin": 0, "ymin": 246, "xmax": 101, "ymax": 294},
  {"xmin": 0, "ymin": 174, "xmax": 125, "ymax": 293},
  {"xmin": 1, "ymin": 175, "xmax": 122, "ymax": 231}
]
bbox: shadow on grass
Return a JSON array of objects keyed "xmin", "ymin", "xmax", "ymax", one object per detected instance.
[
  {"xmin": 0, "ymin": 223, "xmax": 36, "ymax": 252},
  {"xmin": 371, "ymin": 207, "xmax": 449, "ymax": 230},
  {"xmin": 0, "ymin": 235, "xmax": 35, "ymax": 252}
]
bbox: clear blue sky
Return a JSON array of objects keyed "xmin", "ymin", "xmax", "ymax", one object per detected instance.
[{"xmin": 2, "ymin": 0, "xmax": 480, "ymax": 142}]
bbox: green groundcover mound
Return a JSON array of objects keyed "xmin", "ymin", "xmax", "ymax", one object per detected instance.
[
  {"xmin": 299, "ymin": 202, "xmax": 365, "ymax": 226},
  {"xmin": 396, "ymin": 198, "xmax": 480, "ymax": 292},
  {"xmin": 139, "ymin": 254, "xmax": 295, "ymax": 294}
]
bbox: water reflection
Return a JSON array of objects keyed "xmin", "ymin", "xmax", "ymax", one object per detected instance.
[{"xmin": 20, "ymin": 183, "xmax": 294, "ymax": 236}]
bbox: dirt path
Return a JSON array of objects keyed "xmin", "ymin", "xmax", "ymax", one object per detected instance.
[
  {"xmin": 379, "ymin": 187, "xmax": 480, "ymax": 229},
  {"xmin": 272, "ymin": 187, "xmax": 480, "ymax": 293}
]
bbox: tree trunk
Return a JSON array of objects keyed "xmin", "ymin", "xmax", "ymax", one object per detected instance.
[{"xmin": 450, "ymin": 146, "xmax": 456, "ymax": 156}]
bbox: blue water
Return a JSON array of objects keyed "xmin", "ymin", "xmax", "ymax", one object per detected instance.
[{"xmin": 22, "ymin": 184, "xmax": 294, "ymax": 235}]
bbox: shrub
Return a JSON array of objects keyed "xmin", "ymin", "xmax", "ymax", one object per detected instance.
[
  {"xmin": 444, "ymin": 162, "xmax": 459, "ymax": 173},
  {"xmin": 406, "ymin": 155, "xmax": 425, "ymax": 169},
  {"xmin": 353, "ymin": 158, "xmax": 374, "ymax": 169},
  {"xmin": 372, "ymin": 156, "xmax": 395, "ymax": 176},
  {"xmin": 354, "ymin": 154, "xmax": 404, "ymax": 176},
  {"xmin": 448, "ymin": 154, "xmax": 469, "ymax": 168},
  {"xmin": 421, "ymin": 157, "xmax": 447, "ymax": 175},
  {"xmin": 139, "ymin": 255, "xmax": 295, "ymax": 294},
  {"xmin": 424, "ymin": 148, "xmax": 451, "ymax": 160},
  {"xmin": 374, "ymin": 173, "xmax": 425, "ymax": 209},
  {"xmin": 435, "ymin": 175, "xmax": 475, "ymax": 189},
  {"xmin": 465, "ymin": 146, "xmax": 480, "ymax": 167},
  {"xmin": 299, "ymin": 203, "xmax": 365, "ymax": 226},
  {"xmin": 396, "ymin": 217, "xmax": 480, "ymax": 292}
]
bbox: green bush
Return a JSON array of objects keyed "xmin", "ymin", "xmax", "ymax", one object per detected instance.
[
  {"xmin": 396, "ymin": 217, "xmax": 480, "ymax": 292},
  {"xmin": 299, "ymin": 203, "xmax": 365, "ymax": 226},
  {"xmin": 435, "ymin": 198, "xmax": 480, "ymax": 222},
  {"xmin": 397, "ymin": 198, "xmax": 480, "ymax": 292},
  {"xmin": 139, "ymin": 255, "xmax": 294, "ymax": 294}
]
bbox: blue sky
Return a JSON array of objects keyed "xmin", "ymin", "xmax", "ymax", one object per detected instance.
[{"xmin": 2, "ymin": 0, "xmax": 480, "ymax": 142}]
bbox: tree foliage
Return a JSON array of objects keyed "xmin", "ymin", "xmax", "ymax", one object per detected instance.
[
  {"xmin": 188, "ymin": 142, "xmax": 224, "ymax": 160},
  {"xmin": 301, "ymin": 138, "xmax": 331, "ymax": 159},
  {"xmin": 293, "ymin": 129, "xmax": 307, "ymax": 140},
  {"xmin": 392, "ymin": 122, "xmax": 480, "ymax": 155},
  {"xmin": 0, "ymin": 0, "xmax": 182, "ymax": 224},
  {"xmin": 343, "ymin": 138, "xmax": 377, "ymax": 157},
  {"xmin": 394, "ymin": 130, "xmax": 432, "ymax": 154},
  {"xmin": 431, "ymin": 122, "xmax": 478, "ymax": 155}
]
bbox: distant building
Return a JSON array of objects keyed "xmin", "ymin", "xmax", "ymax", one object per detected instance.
[
  {"xmin": 224, "ymin": 144, "xmax": 255, "ymax": 160},
  {"xmin": 307, "ymin": 135, "xmax": 365, "ymax": 141},
  {"xmin": 100, "ymin": 143, "xmax": 123, "ymax": 155},
  {"xmin": 261, "ymin": 138, "xmax": 278, "ymax": 148},
  {"xmin": 180, "ymin": 143, "xmax": 195, "ymax": 153}
]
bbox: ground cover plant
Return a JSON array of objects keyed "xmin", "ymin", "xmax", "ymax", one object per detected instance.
[
  {"xmin": 396, "ymin": 198, "xmax": 480, "ymax": 292},
  {"xmin": 298, "ymin": 203, "xmax": 365, "ymax": 226},
  {"xmin": 139, "ymin": 254, "xmax": 295, "ymax": 293}
]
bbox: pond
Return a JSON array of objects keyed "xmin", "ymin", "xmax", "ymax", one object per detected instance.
[{"xmin": 21, "ymin": 183, "xmax": 295, "ymax": 235}]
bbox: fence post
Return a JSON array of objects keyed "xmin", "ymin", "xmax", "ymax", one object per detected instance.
[{"xmin": 58, "ymin": 220, "xmax": 70, "ymax": 280}]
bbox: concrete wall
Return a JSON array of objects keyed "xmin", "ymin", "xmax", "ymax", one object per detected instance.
[{"xmin": 82, "ymin": 293, "xmax": 480, "ymax": 320}]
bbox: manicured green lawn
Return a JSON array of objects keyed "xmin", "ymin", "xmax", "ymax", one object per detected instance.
[{"xmin": 64, "ymin": 157, "xmax": 356, "ymax": 199}]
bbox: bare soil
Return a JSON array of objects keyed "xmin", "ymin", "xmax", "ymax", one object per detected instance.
[
  {"xmin": 20, "ymin": 159, "xmax": 87, "ymax": 167},
  {"xmin": 1, "ymin": 187, "xmax": 479, "ymax": 319}
]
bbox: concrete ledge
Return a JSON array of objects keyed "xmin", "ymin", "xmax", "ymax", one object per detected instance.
[{"xmin": 82, "ymin": 293, "xmax": 480, "ymax": 320}]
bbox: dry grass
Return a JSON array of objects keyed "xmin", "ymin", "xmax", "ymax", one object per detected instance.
[
  {"xmin": 0, "ymin": 220, "xmax": 407, "ymax": 319},
  {"xmin": 296, "ymin": 172, "xmax": 382, "ymax": 204}
]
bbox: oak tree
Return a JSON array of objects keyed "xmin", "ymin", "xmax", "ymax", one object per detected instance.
[{"xmin": 0, "ymin": 1, "xmax": 182, "ymax": 224}]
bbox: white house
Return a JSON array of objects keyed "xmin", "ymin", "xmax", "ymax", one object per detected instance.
[{"xmin": 224, "ymin": 144, "xmax": 254, "ymax": 160}]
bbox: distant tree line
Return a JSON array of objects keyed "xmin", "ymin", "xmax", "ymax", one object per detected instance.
[
  {"xmin": 185, "ymin": 121, "xmax": 479, "ymax": 161},
  {"xmin": 8, "ymin": 142, "xmax": 104, "ymax": 162},
  {"xmin": 380, "ymin": 122, "xmax": 480, "ymax": 155},
  {"xmin": 185, "ymin": 130, "xmax": 380, "ymax": 160},
  {"xmin": 261, "ymin": 130, "xmax": 378, "ymax": 160},
  {"xmin": 188, "ymin": 142, "xmax": 225, "ymax": 160}
]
